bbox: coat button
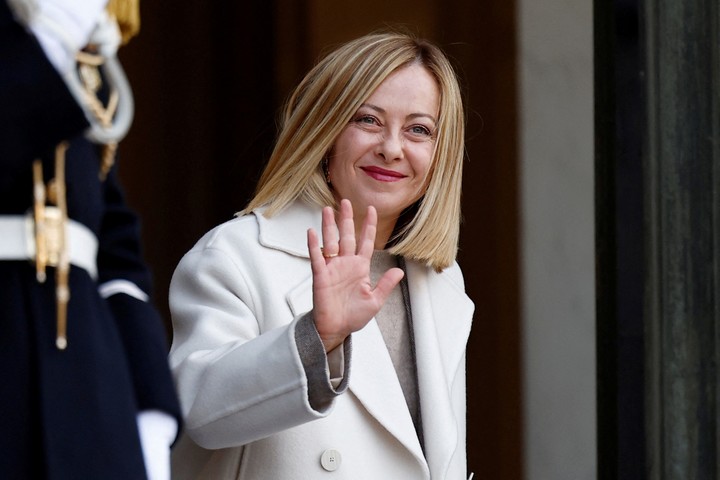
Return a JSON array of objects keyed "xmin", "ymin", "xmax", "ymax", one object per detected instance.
[{"xmin": 320, "ymin": 449, "xmax": 342, "ymax": 471}]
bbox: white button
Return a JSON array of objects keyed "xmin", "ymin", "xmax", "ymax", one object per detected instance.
[{"xmin": 320, "ymin": 449, "xmax": 342, "ymax": 471}]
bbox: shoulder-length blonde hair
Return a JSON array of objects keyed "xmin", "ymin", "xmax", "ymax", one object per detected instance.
[{"xmin": 243, "ymin": 31, "xmax": 466, "ymax": 271}]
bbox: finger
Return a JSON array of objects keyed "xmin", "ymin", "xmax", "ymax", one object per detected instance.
[
  {"xmin": 321, "ymin": 206, "xmax": 339, "ymax": 257},
  {"xmin": 357, "ymin": 205, "xmax": 377, "ymax": 258},
  {"xmin": 307, "ymin": 228, "xmax": 327, "ymax": 275},
  {"xmin": 337, "ymin": 199, "xmax": 357, "ymax": 256},
  {"xmin": 373, "ymin": 267, "xmax": 405, "ymax": 302}
]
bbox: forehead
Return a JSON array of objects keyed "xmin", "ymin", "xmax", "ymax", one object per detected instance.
[{"xmin": 363, "ymin": 64, "xmax": 440, "ymax": 114}]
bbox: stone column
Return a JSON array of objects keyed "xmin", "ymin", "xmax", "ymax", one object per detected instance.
[{"xmin": 643, "ymin": 0, "xmax": 719, "ymax": 478}]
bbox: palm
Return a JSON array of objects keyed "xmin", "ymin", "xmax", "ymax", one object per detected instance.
[{"xmin": 307, "ymin": 200, "xmax": 404, "ymax": 352}]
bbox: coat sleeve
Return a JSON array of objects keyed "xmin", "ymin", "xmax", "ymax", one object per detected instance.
[
  {"xmin": 97, "ymin": 163, "xmax": 182, "ymax": 430},
  {"xmin": 168, "ymin": 244, "xmax": 347, "ymax": 450},
  {"xmin": 0, "ymin": 1, "xmax": 87, "ymax": 179}
]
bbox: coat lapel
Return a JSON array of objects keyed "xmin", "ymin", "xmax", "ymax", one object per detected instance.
[
  {"xmin": 405, "ymin": 260, "xmax": 474, "ymax": 479},
  {"xmin": 349, "ymin": 320, "xmax": 429, "ymax": 470}
]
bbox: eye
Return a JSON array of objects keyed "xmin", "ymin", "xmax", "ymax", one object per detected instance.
[
  {"xmin": 409, "ymin": 124, "xmax": 433, "ymax": 137},
  {"xmin": 353, "ymin": 114, "xmax": 379, "ymax": 126}
]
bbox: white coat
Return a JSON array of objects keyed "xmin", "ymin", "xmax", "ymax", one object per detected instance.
[{"xmin": 168, "ymin": 200, "xmax": 475, "ymax": 480}]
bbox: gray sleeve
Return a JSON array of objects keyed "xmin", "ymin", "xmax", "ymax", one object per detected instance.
[{"xmin": 294, "ymin": 312, "xmax": 352, "ymax": 412}]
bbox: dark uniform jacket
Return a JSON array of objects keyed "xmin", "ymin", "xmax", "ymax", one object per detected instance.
[{"xmin": 0, "ymin": 3, "xmax": 181, "ymax": 478}]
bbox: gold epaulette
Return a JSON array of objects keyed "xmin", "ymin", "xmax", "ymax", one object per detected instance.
[{"xmin": 107, "ymin": 0, "xmax": 141, "ymax": 45}]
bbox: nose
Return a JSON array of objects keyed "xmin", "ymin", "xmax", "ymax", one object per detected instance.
[{"xmin": 376, "ymin": 130, "xmax": 404, "ymax": 162}]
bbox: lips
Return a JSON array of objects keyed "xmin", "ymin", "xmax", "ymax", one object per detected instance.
[{"xmin": 360, "ymin": 166, "xmax": 407, "ymax": 182}]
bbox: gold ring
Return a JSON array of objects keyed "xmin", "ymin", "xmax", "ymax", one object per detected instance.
[{"xmin": 321, "ymin": 248, "xmax": 338, "ymax": 258}]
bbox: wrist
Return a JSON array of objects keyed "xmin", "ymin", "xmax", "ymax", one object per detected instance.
[{"xmin": 320, "ymin": 334, "xmax": 347, "ymax": 354}]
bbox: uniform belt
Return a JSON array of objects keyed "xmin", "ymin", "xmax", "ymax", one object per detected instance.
[{"xmin": 0, "ymin": 215, "xmax": 98, "ymax": 279}]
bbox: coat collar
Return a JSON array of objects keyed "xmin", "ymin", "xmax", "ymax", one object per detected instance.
[{"xmin": 254, "ymin": 200, "xmax": 322, "ymax": 259}]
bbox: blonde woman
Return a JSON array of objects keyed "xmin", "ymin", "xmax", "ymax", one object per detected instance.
[{"xmin": 169, "ymin": 31, "xmax": 474, "ymax": 480}]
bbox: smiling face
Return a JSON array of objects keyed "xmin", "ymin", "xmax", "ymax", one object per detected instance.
[{"xmin": 327, "ymin": 63, "xmax": 440, "ymax": 245}]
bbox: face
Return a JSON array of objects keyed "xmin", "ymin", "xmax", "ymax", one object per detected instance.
[{"xmin": 327, "ymin": 63, "xmax": 440, "ymax": 234}]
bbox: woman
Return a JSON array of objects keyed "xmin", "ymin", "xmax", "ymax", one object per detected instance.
[{"xmin": 169, "ymin": 31, "xmax": 474, "ymax": 479}]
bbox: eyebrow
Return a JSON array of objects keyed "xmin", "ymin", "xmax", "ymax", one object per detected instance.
[{"xmin": 361, "ymin": 103, "xmax": 437, "ymax": 124}]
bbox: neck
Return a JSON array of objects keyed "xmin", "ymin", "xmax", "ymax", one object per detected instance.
[{"xmin": 352, "ymin": 211, "xmax": 395, "ymax": 250}]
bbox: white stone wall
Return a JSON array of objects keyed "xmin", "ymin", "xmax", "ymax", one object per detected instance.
[{"xmin": 518, "ymin": 1, "xmax": 596, "ymax": 478}]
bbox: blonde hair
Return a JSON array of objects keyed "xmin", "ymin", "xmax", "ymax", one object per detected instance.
[{"xmin": 243, "ymin": 31, "xmax": 466, "ymax": 271}]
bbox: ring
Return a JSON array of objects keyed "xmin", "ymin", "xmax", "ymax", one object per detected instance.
[{"xmin": 321, "ymin": 247, "xmax": 338, "ymax": 258}]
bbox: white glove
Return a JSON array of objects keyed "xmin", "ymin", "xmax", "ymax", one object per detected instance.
[
  {"xmin": 8, "ymin": 0, "xmax": 108, "ymax": 73},
  {"xmin": 136, "ymin": 410, "xmax": 178, "ymax": 480}
]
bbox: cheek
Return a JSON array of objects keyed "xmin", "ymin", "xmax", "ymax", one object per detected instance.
[
  {"xmin": 327, "ymin": 156, "xmax": 346, "ymax": 182},
  {"xmin": 327, "ymin": 136, "xmax": 355, "ymax": 175},
  {"xmin": 326, "ymin": 155, "xmax": 355, "ymax": 200},
  {"xmin": 411, "ymin": 154, "xmax": 435, "ymax": 198},
  {"xmin": 410, "ymin": 148, "xmax": 434, "ymax": 182}
]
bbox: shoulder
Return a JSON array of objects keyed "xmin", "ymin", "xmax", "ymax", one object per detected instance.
[
  {"xmin": 176, "ymin": 207, "xmax": 312, "ymax": 280},
  {"xmin": 410, "ymin": 258, "xmax": 466, "ymax": 292},
  {"xmin": 185, "ymin": 212, "xmax": 264, "ymax": 257},
  {"xmin": 405, "ymin": 258, "xmax": 471, "ymax": 301},
  {"xmin": 175, "ymin": 214, "xmax": 264, "ymax": 275},
  {"xmin": 441, "ymin": 260, "xmax": 466, "ymax": 292}
]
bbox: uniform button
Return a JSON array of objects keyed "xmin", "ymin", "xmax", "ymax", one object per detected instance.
[{"xmin": 320, "ymin": 449, "xmax": 342, "ymax": 471}]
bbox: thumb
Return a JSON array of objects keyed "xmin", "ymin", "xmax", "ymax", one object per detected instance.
[{"xmin": 372, "ymin": 267, "xmax": 405, "ymax": 303}]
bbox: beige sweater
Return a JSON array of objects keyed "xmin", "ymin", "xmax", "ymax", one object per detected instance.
[{"xmin": 370, "ymin": 251, "xmax": 421, "ymax": 440}]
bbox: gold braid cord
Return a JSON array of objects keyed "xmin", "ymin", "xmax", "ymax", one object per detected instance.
[
  {"xmin": 75, "ymin": 50, "xmax": 120, "ymax": 181},
  {"xmin": 78, "ymin": 0, "xmax": 141, "ymax": 178}
]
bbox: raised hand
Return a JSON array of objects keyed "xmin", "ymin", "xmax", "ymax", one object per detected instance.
[{"xmin": 307, "ymin": 199, "xmax": 404, "ymax": 352}]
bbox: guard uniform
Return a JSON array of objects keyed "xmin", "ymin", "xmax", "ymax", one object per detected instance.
[{"xmin": 0, "ymin": 2, "xmax": 181, "ymax": 478}]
